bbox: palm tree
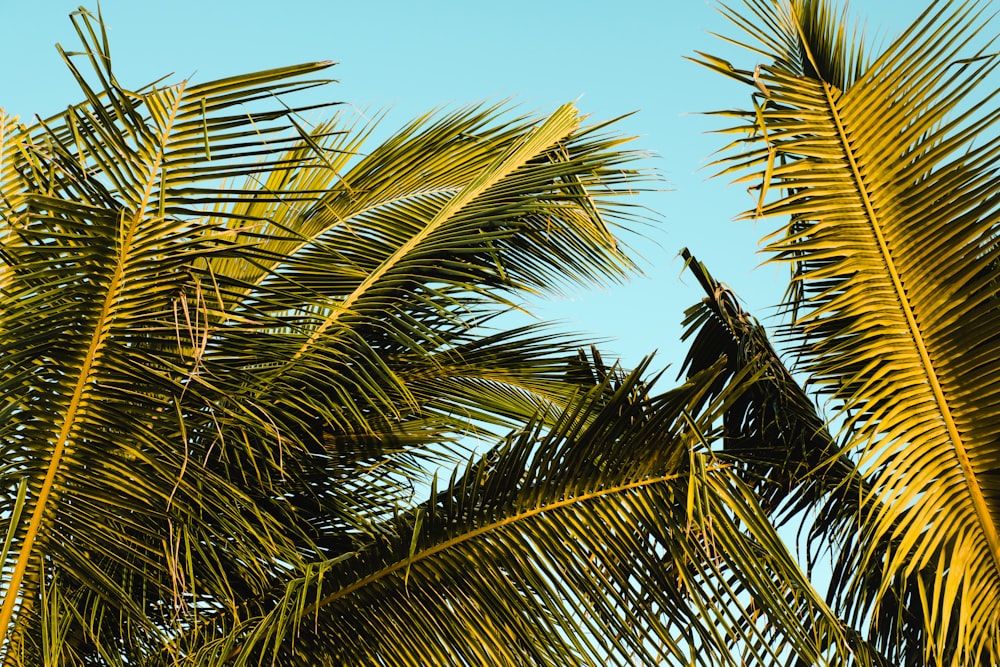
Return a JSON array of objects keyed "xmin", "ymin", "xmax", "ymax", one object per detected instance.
[
  {"xmin": 3, "ymin": 0, "xmax": 996, "ymax": 664},
  {"xmin": 686, "ymin": 0, "xmax": 1000, "ymax": 663},
  {"xmin": 0, "ymin": 7, "xmax": 849, "ymax": 666}
]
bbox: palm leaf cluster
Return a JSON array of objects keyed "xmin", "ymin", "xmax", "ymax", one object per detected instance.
[
  {"xmin": 0, "ymin": 7, "xmax": 642, "ymax": 662},
  {"xmin": 3, "ymin": 0, "xmax": 999, "ymax": 664},
  {"xmin": 691, "ymin": 0, "xmax": 1000, "ymax": 663},
  {"xmin": 0, "ymin": 6, "xmax": 856, "ymax": 666}
]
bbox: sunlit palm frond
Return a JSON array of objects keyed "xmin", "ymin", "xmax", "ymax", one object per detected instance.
[
  {"xmin": 201, "ymin": 99, "xmax": 648, "ymax": 449},
  {"xmin": 694, "ymin": 0, "xmax": 1000, "ymax": 661},
  {"xmin": 0, "ymin": 10, "xmax": 341, "ymax": 657}
]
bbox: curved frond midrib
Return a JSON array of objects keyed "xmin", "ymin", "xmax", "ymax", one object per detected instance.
[
  {"xmin": 195, "ymin": 470, "xmax": 695, "ymax": 663},
  {"xmin": 308, "ymin": 471, "xmax": 691, "ymax": 615},
  {"xmin": 237, "ymin": 184, "xmax": 464, "ymax": 298},
  {"xmin": 0, "ymin": 81, "xmax": 187, "ymax": 642},
  {"xmin": 264, "ymin": 105, "xmax": 582, "ymax": 382},
  {"xmin": 800, "ymin": 36, "xmax": 1000, "ymax": 581}
]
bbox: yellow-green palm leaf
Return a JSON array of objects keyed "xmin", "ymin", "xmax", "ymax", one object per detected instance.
[
  {"xmin": 695, "ymin": 0, "xmax": 1000, "ymax": 662},
  {"xmin": 0, "ymin": 9, "xmax": 650, "ymax": 662}
]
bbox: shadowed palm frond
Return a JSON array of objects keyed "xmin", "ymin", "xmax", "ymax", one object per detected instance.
[
  {"xmin": 677, "ymin": 249, "xmax": 854, "ymax": 519},
  {"xmin": 168, "ymin": 359, "xmax": 885, "ymax": 667}
]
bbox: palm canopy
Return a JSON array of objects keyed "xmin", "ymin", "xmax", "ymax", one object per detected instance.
[
  {"xmin": 0, "ymin": 6, "xmax": 643, "ymax": 660},
  {"xmin": 692, "ymin": 0, "xmax": 1000, "ymax": 663},
  {"xmin": 6, "ymin": 1, "xmax": 998, "ymax": 664},
  {"xmin": 0, "ymin": 7, "xmax": 860, "ymax": 666}
]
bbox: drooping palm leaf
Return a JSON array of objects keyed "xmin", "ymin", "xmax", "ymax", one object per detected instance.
[
  {"xmin": 202, "ymin": 99, "xmax": 647, "ymax": 449},
  {"xmin": 693, "ymin": 0, "xmax": 1000, "ymax": 661},
  {"xmin": 165, "ymin": 358, "xmax": 882, "ymax": 667},
  {"xmin": 677, "ymin": 247, "xmax": 848, "ymax": 517},
  {"xmin": 0, "ymin": 8, "xmax": 656, "ymax": 663}
]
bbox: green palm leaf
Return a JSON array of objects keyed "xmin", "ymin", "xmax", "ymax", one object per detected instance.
[
  {"xmin": 169, "ymin": 359, "xmax": 878, "ymax": 667},
  {"xmin": 694, "ymin": 0, "xmax": 1000, "ymax": 661},
  {"xmin": 0, "ymin": 8, "xmax": 650, "ymax": 663}
]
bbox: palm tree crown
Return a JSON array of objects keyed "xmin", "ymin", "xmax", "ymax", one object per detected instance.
[{"xmin": 1, "ymin": 1, "xmax": 998, "ymax": 665}]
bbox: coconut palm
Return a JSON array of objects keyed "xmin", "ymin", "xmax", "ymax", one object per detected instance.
[
  {"xmin": 3, "ymin": 0, "xmax": 997, "ymax": 664},
  {"xmin": 0, "ymin": 7, "xmax": 859, "ymax": 666},
  {"xmin": 686, "ymin": 0, "xmax": 1000, "ymax": 663}
]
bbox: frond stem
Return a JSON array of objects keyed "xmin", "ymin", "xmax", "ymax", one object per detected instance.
[
  {"xmin": 223, "ymin": 468, "xmax": 715, "ymax": 662},
  {"xmin": 277, "ymin": 104, "xmax": 580, "ymax": 371}
]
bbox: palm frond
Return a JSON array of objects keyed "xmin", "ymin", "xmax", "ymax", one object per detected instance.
[
  {"xmin": 156, "ymin": 357, "xmax": 884, "ymax": 667},
  {"xmin": 677, "ymin": 248, "xmax": 853, "ymax": 523},
  {"xmin": 0, "ymin": 8, "xmax": 656, "ymax": 664},
  {"xmin": 694, "ymin": 0, "xmax": 1000, "ymax": 661},
  {"xmin": 0, "ymin": 8, "xmax": 339, "ymax": 653}
]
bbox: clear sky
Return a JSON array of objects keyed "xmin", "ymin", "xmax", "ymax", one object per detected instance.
[{"xmin": 2, "ymin": 0, "xmax": 928, "ymax": 372}]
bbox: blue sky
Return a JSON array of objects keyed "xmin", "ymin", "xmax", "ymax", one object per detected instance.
[{"xmin": 2, "ymin": 0, "xmax": 926, "ymax": 371}]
